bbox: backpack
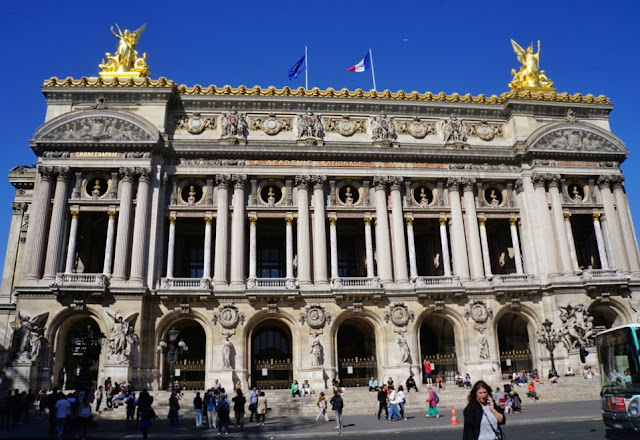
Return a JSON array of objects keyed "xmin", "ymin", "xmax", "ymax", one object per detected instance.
[{"xmin": 433, "ymin": 391, "xmax": 440, "ymax": 405}]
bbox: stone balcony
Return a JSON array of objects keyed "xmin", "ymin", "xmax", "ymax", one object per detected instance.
[
  {"xmin": 50, "ymin": 273, "xmax": 109, "ymax": 294},
  {"xmin": 580, "ymin": 268, "xmax": 630, "ymax": 291},
  {"xmin": 490, "ymin": 273, "xmax": 535, "ymax": 286},
  {"xmin": 330, "ymin": 277, "xmax": 382, "ymax": 290},
  {"xmin": 158, "ymin": 277, "xmax": 212, "ymax": 295},
  {"xmin": 246, "ymin": 277, "xmax": 298, "ymax": 290}
]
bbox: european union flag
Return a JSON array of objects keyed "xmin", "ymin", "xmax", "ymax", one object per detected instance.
[{"xmin": 288, "ymin": 55, "xmax": 306, "ymax": 80}]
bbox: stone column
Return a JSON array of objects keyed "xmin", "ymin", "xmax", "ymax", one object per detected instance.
[
  {"xmin": 532, "ymin": 174, "xmax": 560, "ymax": 277},
  {"xmin": 373, "ymin": 177, "xmax": 393, "ymax": 284},
  {"xmin": 312, "ymin": 176, "xmax": 328, "ymax": 286},
  {"xmin": 248, "ymin": 215, "xmax": 257, "ymax": 281},
  {"xmin": 389, "ymin": 177, "xmax": 409, "ymax": 284},
  {"xmin": 130, "ymin": 168, "xmax": 152, "ymax": 285},
  {"xmin": 600, "ymin": 215, "xmax": 616, "ymax": 270},
  {"xmin": 364, "ymin": 217, "xmax": 375, "ymax": 278},
  {"xmin": 43, "ymin": 167, "xmax": 70, "ymax": 280},
  {"xmin": 598, "ymin": 176, "xmax": 628, "ymax": 270},
  {"xmin": 295, "ymin": 175, "xmax": 312, "ymax": 286},
  {"xmin": 611, "ymin": 176, "xmax": 640, "ymax": 272},
  {"xmin": 406, "ymin": 217, "xmax": 418, "ymax": 279},
  {"xmin": 329, "ymin": 216, "xmax": 338, "ymax": 279},
  {"xmin": 462, "ymin": 178, "xmax": 484, "ymax": 280},
  {"xmin": 64, "ymin": 209, "xmax": 79, "ymax": 273},
  {"xmin": 285, "ymin": 216, "xmax": 294, "ymax": 279},
  {"xmin": 214, "ymin": 175, "xmax": 230, "ymax": 286},
  {"xmin": 103, "ymin": 209, "xmax": 117, "ymax": 275},
  {"xmin": 112, "ymin": 168, "xmax": 135, "ymax": 282},
  {"xmin": 230, "ymin": 175, "xmax": 247, "ymax": 287},
  {"xmin": 439, "ymin": 217, "xmax": 452, "ymax": 276},
  {"xmin": 564, "ymin": 213, "xmax": 580, "ymax": 272},
  {"xmin": 509, "ymin": 218, "xmax": 524, "ymax": 274},
  {"xmin": 1, "ymin": 203, "xmax": 28, "ymax": 295},
  {"xmin": 547, "ymin": 176, "xmax": 574, "ymax": 275},
  {"xmin": 592, "ymin": 213, "xmax": 609, "ymax": 269},
  {"xmin": 446, "ymin": 178, "xmax": 470, "ymax": 281},
  {"xmin": 23, "ymin": 167, "xmax": 56, "ymax": 281},
  {"xmin": 165, "ymin": 215, "xmax": 176, "ymax": 278},
  {"xmin": 478, "ymin": 217, "xmax": 492, "ymax": 277},
  {"xmin": 514, "ymin": 178, "xmax": 539, "ymax": 276},
  {"xmin": 203, "ymin": 215, "xmax": 213, "ymax": 279}
]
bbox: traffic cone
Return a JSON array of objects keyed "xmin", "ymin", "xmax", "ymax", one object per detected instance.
[{"xmin": 450, "ymin": 406, "xmax": 460, "ymax": 425}]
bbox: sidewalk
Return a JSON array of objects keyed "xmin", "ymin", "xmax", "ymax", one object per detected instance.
[{"xmin": 0, "ymin": 399, "xmax": 602, "ymax": 439}]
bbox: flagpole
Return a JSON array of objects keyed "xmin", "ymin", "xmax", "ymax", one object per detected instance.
[
  {"xmin": 368, "ymin": 48, "xmax": 377, "ymax": 91},
  {"xmin": 305, "ymin": 46, "xmax": 309, "ymax": 90}
]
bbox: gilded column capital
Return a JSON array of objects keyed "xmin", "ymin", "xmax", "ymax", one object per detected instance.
[
  {"xmin": 248, "ymin": 215, "xmax": 257, "ymax": 225},
  {"xmin": 373, "ymin": 176, "xmax": 389, "ymax": 191},
  {"xmin": 514, "ymin": 178, "xmax": 524, "ymax": 194},
  {"xmin": 70, "ymin": 209, "xmax": 80, "ymax": 219},
  {"xmin": 364, "ymin": 216, "xmax": 372, "ymax": 226},
  {"xmin": 592, "ymin": 212, "xmax": 601, "ymax": 221},
  {"xmin": 389, "ymin": 176, "xmax": 404, "ymax": 191},
  {"xmin": 205, "ymin": 215, "xmax": 213, "ymax": 225},
  {"xmin": 509, "ymin": 217, "xmax": 518, "ymax": 227},
  {"xmin": 329, "ymin": 216, "xmax": 337, "ymax": 226},
  {"xmin": 11, "ymin": 202, "xmax": 28, "ymax": 213},
  {"xmin": 285, "ymin": 216, "xmax": 294, "ymax": 225},
  {"xmin": 405, "ymin": 216, "xmax": 414, "ymax": 226},
  {"xmin": 168, "ymin": 214, "xmax": 176, "ymax": 224},
  {"xmin": 311, "ymin": 175, "xmax": 327, "ymax": 190},
  {"xmin": 216, "ymin": 174, "xmax": 231, "ymax": 188},
  {"xmin": 108, "ymin": 209, "xmax": 117, "ymax": 220},
  {"xmin": 295, "ymin": 175, "xmax": 311, "ymax": 189},
  {"xmin": 38, "ymin": 166, "xmax": 56, "ymax": 181},
  {"xmin": 446, "ymin": 177, "xmax": 462, "ymax": 192},
  {"xmin": 439, "ymin": 216, "xmax": 448, "ymax": 226},
  {"xmin": 563, "ymin": 212, "xmax": 571, "ymax": 221},
  {"xmin": 232, "ymin": 174, "xmax": 247, "ymax": 188},
  {"xmin": 119, "ymin": 167, "xmax": 136, "ymax": 183},
  {"xmin": 597, "ymin": 175, "xmax": 613, "ymax": 189},
  {"xmin": 478, "ymin": 216, "xmax": 487, "ymax": 226}
]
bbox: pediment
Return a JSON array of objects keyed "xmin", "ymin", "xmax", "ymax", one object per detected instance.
[
  {"xmin": 526, "ymin": 122, "xmax": 626, "ymax": 156},
  {"xmin": 33, "ymin": 109, "xmax": 160, "ymax": 145}
]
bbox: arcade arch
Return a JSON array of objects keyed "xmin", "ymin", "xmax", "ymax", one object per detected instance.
[
  {"xmin": 497, "ymin": 311, "xmax": 533, "ymax": 376},
  {"xmin": 250, "ymin": 319, "xmax": 293, "ymax": 389},
  {"xmin": 158, "ymin": 319, "xmax": 206, "ymax": 390},
  {"xmin": 336, "ymin": 317, "xmax": 377, "ymax": 387},
  {"xmin": 419, "ymin": 314, "xmax": 459, "ymax": 382}
]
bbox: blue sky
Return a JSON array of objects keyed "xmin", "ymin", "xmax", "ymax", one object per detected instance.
[{"xmin": 1, "ymin": 0, "xmax": 639, "ymax": 279}]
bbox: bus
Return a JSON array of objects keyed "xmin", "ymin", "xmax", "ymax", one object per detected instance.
[{"xmin": 595, "ymin": 324, "xmax": 640, "ymax": 432}]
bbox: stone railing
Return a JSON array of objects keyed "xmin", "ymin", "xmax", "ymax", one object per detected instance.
[
  {"xmin": 53, "ymin": 273, "xmax": 108, "ymax": 287},
  {"xmin": 330, "ymin": 277, "xmax": 382, "ymax": 289},
  {"xmin": 413, "ymin": 275, "xmax": 462, "ymax": 288},
  {"xmin": 581, "ymin": 269, "xmax": 629, "ymax": 282},
  {"xmin": 247, "ymin": 278, "xmax": 298, "ymax": 290},
  {"xmin": 491, "ymin": 274, "xmax": 535, "ymax": 286},
  {"xmin": 160, "ymin": 277, "xmax": 212, "ymax": 290}
]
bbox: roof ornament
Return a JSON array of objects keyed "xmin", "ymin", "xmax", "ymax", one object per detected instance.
[
  {"xmin": 508, "ymin": 39, "xmax": 554, "ymax": 91},
  {"xmin": 99, "ymin": 24, "xmax": 150, "ymax": 78}
]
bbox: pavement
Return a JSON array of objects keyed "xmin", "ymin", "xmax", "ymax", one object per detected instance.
[{"xmin": 0, "ymin": 399, "xmax": 605, "ymax": 439}]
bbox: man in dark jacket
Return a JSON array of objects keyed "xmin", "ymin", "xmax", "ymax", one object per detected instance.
[{"xmin": 376, "ymin": 385, "xmax": 388, "ymax": 420}]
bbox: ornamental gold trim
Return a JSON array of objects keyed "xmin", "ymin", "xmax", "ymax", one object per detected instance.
[{"xmin": 42, "ymin": 77, "xmax": 611, "ymax": 104}]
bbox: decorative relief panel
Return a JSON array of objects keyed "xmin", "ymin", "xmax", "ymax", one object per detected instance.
[
  {"xmin": 296, "ymin": 110, "xmax": 324, "ymax": 139},
  {"xmin": 220, "ymin": 110, "xmax": 248, "ymax": 140},
  {"xmin": 370, "ymin": 114, "xmax": 397, "ymax": 142},
  {"xmin": 396, "ymin": 118, "xmax": 437, "ymax": 139},
  {"xmin": 299, "ymin": 304, "xmax": 332, "ymax": 330},
  {"xmin": 174, "ymin": 113, "xmax": 217, "ymax": 134},
  {"xmin": 212, "ymin": 303, "xmax": 246, "ymax": 330},
  {"xmin": 325, "ymin": 116, "xmax": 366, "ymax": 137},
  {"xmin": 442, "ymin": 115, "xmax": 467, "ymax": 144},
  {"xmin": 383, "ymin": 302, "xmax": 415, "ymax": 327},
  {"xmin": 464, "ymin": 121, "xmax": 504, "ymax": 141},
  {"xmin": 41, "ymin": 116, "xmax": 153, "ymax": 141},
  {"xmin": 532, "ymin": 128, "xmax": 622, "ymax": 152},
  {"xmin": 249, "ymin": 114, "xmax": 292, "ymax": 135}
]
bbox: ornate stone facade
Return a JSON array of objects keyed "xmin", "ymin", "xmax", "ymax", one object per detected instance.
[{"xmin": 1, "ymin": 76, "xmax": 638, "ymax": 393}]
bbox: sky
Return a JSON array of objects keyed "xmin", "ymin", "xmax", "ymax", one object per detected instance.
[{"xmin": 1, "ymin": 0, "xmax": 639, "ymax": 281}]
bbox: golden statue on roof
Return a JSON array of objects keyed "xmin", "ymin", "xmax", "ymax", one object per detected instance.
[
  {"xmin": 99, "ymin": 24, "xmax": 150, "ymax": 78},
  {"xmin": 508, "ymin": 39, "xmax": 554, "ymax": 91}
]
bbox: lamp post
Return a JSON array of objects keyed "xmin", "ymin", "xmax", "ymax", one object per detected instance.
[
  {"xmin": 157, "ymin": 328, "xmax": 189, "ymax": 391},
  {"xmin": 71, "ymin": 325, "xmax": 105, "ymax": 390},
  {"xmin": 535, "ymin": 319, "xmax": 563, "ymax": 377}
]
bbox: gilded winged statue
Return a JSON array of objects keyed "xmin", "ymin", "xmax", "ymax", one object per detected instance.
[
  {"xmin": 99, "ymin": 24, "xmax": 150, "ymax": 78},
  {"xmin": 508, "ymin": 39, "xmax": 554, "ymax": 91}
]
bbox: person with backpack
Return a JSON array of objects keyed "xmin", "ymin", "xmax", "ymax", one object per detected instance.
[
  {"xmin": 315, "ymin": 391, "xmax": 329, "ymax": 422},
  {"xmin": 329, "ymin": 389, "xmax": 344, "ymax": 429},
  {"xmin": 193, "ymin": 391, "xmax": 203, "ymax": 427},
  {"xmin": 232, "ymin": 389, "xmax": 246, "ymax": 431},
  {"xmin": 425, "ymin": 386, "xmax": 441, "ymax": 418},
  {"xmin": 217, "ymin": 389, "xmax": 230, "ymax": 434}
]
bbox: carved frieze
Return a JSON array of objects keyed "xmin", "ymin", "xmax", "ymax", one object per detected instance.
[
  {"xmin": 325, "ymin": 116, "xmax": 366, "ymax": 137},
  {"xmin": 178, "ymin": 158, "xmax": 247, "ymax": 166},
  {"xmin": 174, "ymin": 112, "xmax": 217, "ymax": 134},
  {"xmin": 212, "ymin": 303, "xmax": 246, "ymax": 330},
  {"xmin": 370, "ymin": 114, "xmax": 397, "ymax": 142},
  {"xmin": 442, "ymin": 115, "xmax": 467, "ymax": 143},
  {"xmin": 299, "ymin": 304, "xmax": 332, "ymax": 330},
  {"xmin": 533, "ymin": 129, "xmax": 621, "ymax": 152},
  {"xmin": 41, "ymin": 116, "xmax": 152, "ymax": 141},
  {"xmin": 396, "ymin": 118, "xmax": 437, "ymax": 139},
  {"xmin": 464, "ymin": 300, "xmax": 493, "ymax": 324},
  {"xmin": 464, "ymin": 121, "xmax": 503, "ymax": 141},
  {"xmin": 220, "ymin": 110, "xmax": 248, "ymax": 139},
  {"xmin": 296, "ymin": 110, "xmax": 324, "ymax": 139},
  {"xmin": 249, "ymin": 114, "xmax": 292, "ymax": 135},
  {"xmin": 383, "ymin": 302, "xmax": 415, "ymax": 327}
]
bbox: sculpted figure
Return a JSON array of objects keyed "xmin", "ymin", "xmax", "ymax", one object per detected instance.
[
  {"xmin": 310, "ymin": 335, "xmax": 324, "ymax": 367},
  {"xmin": 105, "ymin": 310, "xmax": 139, "ymax": 364},
  {"xmin": 99, "ymin": 24, "xmax": 150, "ymax": 76},
  {"xmin": 371, "ymin": 114, "xmax": 396, "ymax": 141},
  {"xmin": 222, "ymin": 336, "xmax": 233, "ymax": 368},
  {"xmin": 12, "ymin": 312, "xmax": 48, "ymax": 361},
  {"xmin": 509, "ymin": 39, "xmax": 554, "ymax": 90},
  {"xmin": 296, "ymin": 110, "xmax": 323, "ymax": 138},
  {"xmin": 398, "ymin": 336, "xmax": 411, "ymax": 363},
  {"xmin": 442, "ymin": 115, "xmax": 467, "ymax": 143},
  {"xmin": 221, "ymin": 110, "xmax": 247, "ymax": 138}
]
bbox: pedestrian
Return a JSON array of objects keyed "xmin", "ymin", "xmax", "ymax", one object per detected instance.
[
  {"xmin": 205, "ymin": 389, "xmax": 217, "ymax": 428},
  {"xmin": 47, "ymin": 387, "xmax": 59, "ymax": 440},
  {"xmin": 397, "ymin": 385, "xmax": 407, "ymax": 420},
  {"xmin": 290, "ymin": 379, "xmax": 301, "ymax": 397},
  {"xmin": 106, "ymin": 384, "xmax": 115, "ymax": 411},
  {"xmin": 168, "ymin": 392, "xmax": 180, "ymax": 426},
  {"xmin": 405, "ymin": 375, "xmax": 418, "ymax": 393},
  {"xmin": 425, "ymin": 386, "xmax": 441, "ymax": 418},
  {"xmin": 463, "ymin": 380, "xmax": 506, "ymax": 440},
  {"xmin": 315, "ymin": 391, "xmax": 329, "ymax": 422},
  {"xmin": 248, "ymin": 387, "xmax": 258, "ymax": 422},
  {"xmin": 424, "ymin": 360, "xmax": 433, "ymax": 384},
  {"xmin": 94, "ymin": 386, "xmax": 103, "ymax": 414},
  {"xmin": 125, "ymin": 392, "xmax": 136, "ymax": 424},
  {"xmin": 11, "ymin": 389, "xmax": 22, "ymax": 427},
  {"xmin": 1, "ymin": 389, "xmax": 11, "ymax": 429},
  {"xmin": 193, "ymin": 391, "xmax": 203, "ymax": 427},
  {"xmin": 256, "ymin": 391, "xmax": 267, "ymax": 426},
  {"xmin": 24, "ymin": 389, "xmax": 35, "ymax": 422},
  {"xmin": 376, "ymin": 385, "xmax": 388, "ymax": 420},
  {"xmin": 54, "ymin": 391, "xmax": 70, "ymax": 440},
  {"xmin": 38, "ymin": 388, "xmax": 48, "ymax": 417},
  {"xmin": 232, "ymin": 388, "xmax": 246, "ymax": 431},
  {"xmin": 330, "ymin": 389, "xmax": 344, "ymax": 429},
  {"xmin": 217, "ymin": 389, "xmax": 230, "ymax": 434},
  {"xmin": 387, "ymin": 386, "xmax": 402, "ymax": 421},
  {"xmin": 75, "ymin": 396, "xmax": 91, "ymax": 440},
  {"xmin": 138, "ymin": 389, "xmax": 154, "ymax": 440}
]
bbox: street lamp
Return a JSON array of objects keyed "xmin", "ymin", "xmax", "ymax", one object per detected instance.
[
  {"xmin": 535, "ymin": 319, "xmax": 563, "ymax": 377},
  {"xmin": 157, "ymin": 328, "xmax": 189, "ymax": 391},
  {"xmin": 71, "ymin": 325, "xmax": 106, "ymax": 390}
]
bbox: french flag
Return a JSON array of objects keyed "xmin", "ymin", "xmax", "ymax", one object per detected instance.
[{"xmin": 347, "ymin": 52, "xmax": 371, "ymax": 72}]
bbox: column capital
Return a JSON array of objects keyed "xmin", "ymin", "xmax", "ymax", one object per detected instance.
[
  {"xmin": 204, "ymin": 215, "xmax": 213, "ymax": 225},
  {"xmin": 248, "ymin": 215, "xmax": 257, "ymax": 225},
  {"xmin": 405, "ymin": 216, "xmax": 414, "ymax": 226},
  {"xmin": 169, "ymin": 214, "xmax": 177, "ymax": 224},
  {"xmin": 56, "ymin": 166, "xmax": 71, "ymax": 182},
  {"xmin": 563, "ymin": 212, "xmax": 571, "ymax": 221},
  {"xmin": 547, "ymin": 174, "xmax": 561, "ymax": 188},
  {"xmin": 514, "ymin": 178, "xmax": 524, "ymax": 194},
  {"xmin": 232, "ymin": 174, "xmax": 247, "ymax": 188},
  {"xmin": 136, "ymin": 167, "xmax": 152, "ymax": 183},
  {"xmin": 478, "ymin": 216, "xmax": 486, "ymax": 226},
  {"xmin": 373, "ymin": 176, "xmax": 389, "ymax": 190},
  {"xmin": 108, "ymin": 209, "xmax": 117, "ymax": 220},
  {"xmin": 446, "ymin": 177, "xmax": 462, "ymax": 192},
  {"xmin": 70, "ymin": 208, "xmax": 79, "ymax": 219},
  {"xmin": 592, "ymin": 212, "xmax": 601, "ymax": 221},
  {"xmin": 364, "ymin": 216, "xmax": 372, "ymax": 226},
  {"xmin": 610, "ymin": 174, "xmax": 625, "ymax": 190},
  {"xmin": 460, "ymin": 177, "xmax": 477, "ymax": 192},
  {"xmin": 597, "ymin": 175, "xmax": 613, "ymax": 189},
  {"xmin": 329, "ymin": 216, "xmax": 337, "ymax": 226},
  {"xmin": 285, "ymin": 215, "xmax": 294, "ymax": 225},
  {"xmin": 216, "ymin": 174, "xmax": 231, "ymax": 188},
  {"xmin": 311, "ymin": 175, "xmax": 327, "ymax": 190},
  {"xmin": 532, "ymin": 172, "xmax": 550, "ymax": 189},
  {"xmin": 439, "ymin": 216, "xmax": 448, "ymax": 226},
  {"xmin": 11, "ymin": 202, "xmax": 28, "ymax": 213},
  {"xmin": 295, "ymin": 175, "xmax": 311, "ymax": 189},
  {"xmin": 38, "ymin": 166, "xmax": 56, "ymax": 181},
  {"xmin": 119, "ymin": 167, "xmax": 136, "ymax": 183},
  {"xmin": 509, "ymin": 217, "xmax": 518, "ymax": 227},
  {"xmin": 389, "ymin": 176, "xmax": 404, "ymax": 191}
]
